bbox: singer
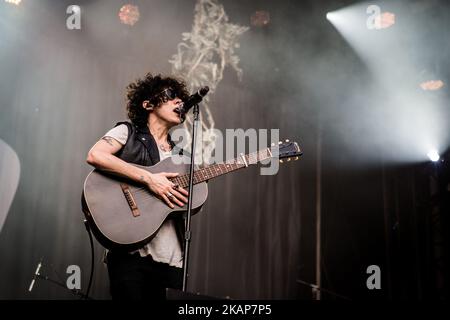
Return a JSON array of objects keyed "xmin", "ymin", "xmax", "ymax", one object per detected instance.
[{"xmin": 86, "ymin": 73, "xmax": 193, "ymax": 300}]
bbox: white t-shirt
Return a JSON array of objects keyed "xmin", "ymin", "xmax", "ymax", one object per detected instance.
[{"xmin": 103, "ymin": 124, "xmax": 183, "ymax": 268}]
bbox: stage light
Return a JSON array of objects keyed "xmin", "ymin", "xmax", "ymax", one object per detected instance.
[
  {"xmin": 427, "ymin": 150, "xmax": 440, "ymax": 162},
  {"xmin": 375, "ymin": 12, "xmax": 395, "ymax": 29},
  {"xmin": 251, "ymin": 11, "xmax": 270, "ymax": 27},
  {"xmin": 326, "ymin": 12, "xmax": 339, "ymax": 22},
  {"xmin": 420, "ymin": 80, "xmax": 445, "ymax": 91},
  {"xmin": 326, "ymin": 11, "xmax": 340, "ymax": 24},
  {"xmin": 4, "ymin": 0, "xmax": 21, "ymax": 5},
  {"xmin": 118, "ymin": 4, "xmax": 140, "ymax": 26}
]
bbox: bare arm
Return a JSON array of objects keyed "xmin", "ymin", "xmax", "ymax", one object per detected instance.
[
  {"xmin": 87, "ymin": 137, "xmax": 150, "ymax": 184},
  {"xmin": 86, "ymin": 137, "xmax": 188, "ymax": 208}
]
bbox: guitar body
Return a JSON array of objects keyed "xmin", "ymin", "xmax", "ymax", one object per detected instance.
[{"xmin": 82, "ymin": 155, "xmax": 208, "ymax": 251}]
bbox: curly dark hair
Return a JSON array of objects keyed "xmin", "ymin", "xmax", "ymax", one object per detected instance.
[{"xmin": 126, "ymin": 73, "xmax": 190, "ymax": 127}]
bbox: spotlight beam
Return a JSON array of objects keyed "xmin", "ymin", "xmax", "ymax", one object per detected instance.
[{"xmin": 428, "ymin": 150, "xmax": 440, "ymax": 162}]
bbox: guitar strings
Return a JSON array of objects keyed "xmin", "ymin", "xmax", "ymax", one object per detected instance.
[{"xmin": 126, "ymin": 149, "xmax": 267, "ymax": 197}]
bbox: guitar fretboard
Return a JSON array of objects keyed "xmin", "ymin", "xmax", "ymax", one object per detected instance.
[{"xmin": 171, "ymin": 148, "xmax": 272, "ymax": 188}]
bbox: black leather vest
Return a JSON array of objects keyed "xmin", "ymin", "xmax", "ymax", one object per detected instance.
[{"xmin": 114, "ymin": 121, "xmax": 177, "ymax": 166}]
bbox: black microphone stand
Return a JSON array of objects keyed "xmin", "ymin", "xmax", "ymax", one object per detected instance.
[{"xmin": 182, "ymin": 102, "xmax": 200, "ymax": 292}]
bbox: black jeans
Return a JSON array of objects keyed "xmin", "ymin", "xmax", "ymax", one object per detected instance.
[{"xmin": 106, "ymin": 250, "xmax": 183, "ymax": 300}]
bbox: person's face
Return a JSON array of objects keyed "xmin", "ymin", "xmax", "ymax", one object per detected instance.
[{"xmin": 145, "ymin": 88, "xmax": 184, "ymax": 126}]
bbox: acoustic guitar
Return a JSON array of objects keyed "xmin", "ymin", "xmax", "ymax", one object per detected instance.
[{"xmin": 82, "ymin": 140, "xmax": 302, "ymax": 251}]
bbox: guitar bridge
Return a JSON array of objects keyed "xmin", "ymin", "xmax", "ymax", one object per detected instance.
[{"xmin": 120, "ymin": 183, "xmax": 140, "ymax": 217}]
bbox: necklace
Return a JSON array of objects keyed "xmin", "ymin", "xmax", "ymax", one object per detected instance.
[
  {"xmin": 159, "ymin": 143, "xmax": 170, "ymax": 152},
  {"xmin": 148, "ymin": 127, "xmax": 171, "ymax": 152}
]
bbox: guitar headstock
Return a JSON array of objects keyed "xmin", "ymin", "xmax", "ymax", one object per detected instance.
[{"xmin": 270, "ymin": 140, "xmax": 303, "ymax": 163}]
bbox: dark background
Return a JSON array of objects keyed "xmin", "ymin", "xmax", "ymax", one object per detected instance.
[{"xmin": 0, "ymin": 0, "xmax": 449, "ymax": 300}]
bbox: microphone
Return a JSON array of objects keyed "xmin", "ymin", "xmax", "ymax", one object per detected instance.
[
  {"xmin": 180, "ymin": 86, "xmax": 209, "ymax": 114},
  {"xmin": 28, "ymin": 259, "xmax": 43, "ymax": 292}
]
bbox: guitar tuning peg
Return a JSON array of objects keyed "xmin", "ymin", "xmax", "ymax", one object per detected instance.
[
  {"xmin": 278, "ymin": 141, "xmax": 282, "ymax": 145},
  {"xmin": 295, "ymin": 157, "xmax": 299, "ymax": 161},
  {"xmin": 279, "ymin": 159, "xmax": 284, "ymax": 163},
  {"xmin": 271, "ymin": 142, "xmax": 275, "ymax": 146},
  {"xmin": 285, "ymin": 139, "xmax": 290, "ymax": 142},
  {"xmin": 287, "ymin": 158, "xmax": 291, "ymax": 162}
]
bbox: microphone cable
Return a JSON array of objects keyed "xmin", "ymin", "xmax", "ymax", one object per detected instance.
[{"xmin": 82, "ymin": 219, "xmax": 95, "ymax": 300}]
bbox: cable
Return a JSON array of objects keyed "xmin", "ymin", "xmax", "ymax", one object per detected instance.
[
  {"xmin": 83, "ymin": 219, "xmax": 95, "ymax": 300},
  {"xmin": 296, "ymin": 279, "xmax": 352, "ymax": 301}
]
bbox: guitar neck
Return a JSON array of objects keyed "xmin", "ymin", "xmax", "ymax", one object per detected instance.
[{"xmin": 171, "ymin": 148, "xmax": 272, "ymax": 188}]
